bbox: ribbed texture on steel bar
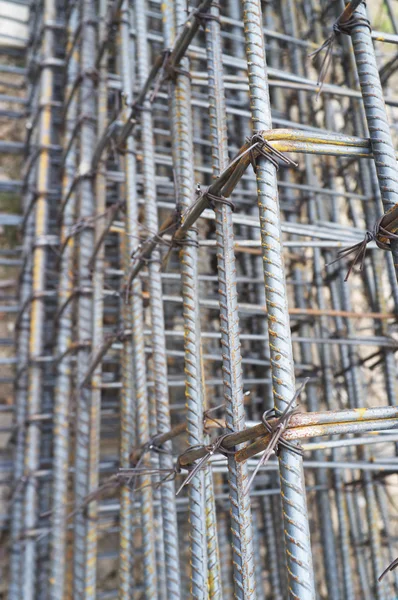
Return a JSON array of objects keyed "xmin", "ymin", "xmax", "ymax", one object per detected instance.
[
  {"xmin": 124, "ymin": 5, "xmax": 158, "ymax": 596},
  {"xmin": 22, "ymin": 1, "xmax": 55, "ymax": 597},
  {"xmin": 6, "ymin": 1, "xmax": 398, "ymax": 598},
  {"xmin": 323, "ymin": 82, "xmax": 379, "ymax": 599},
  {"xmin": 204, "ymin": 464, "xmax": 222, "ymax": 599},
  {"xmin": 202, "ymin": 9, "xmax": 224, "ymax": 600},
  {"xmin": 8, "ymin": 7, "xmax": 39, "ymax": 591},
  {"xmin": 282, "ymin": 3, "xmax": 340, "ymax": 597},
  {"xmin": 49, "ymin": 4, "xmax": 78, "ymax": 597},
  {"xmin": 9, "ymin": 146, "xmax": 34, "ymax": 600},
  {"xmin": 130, "ymin": 162, "xmax": 158, "ymax": 596},
  {"xmin": 205, "ymin": 4, "xmax": 255, "ymax": 598},
  {"xmin": 334, "ymin": 471, "xmax": 354, "ymax": 600},
  {"xmin": 337, "ymin": 253, "xmax": 387, "ymax": 599},
  {"xmin": 118, "ymin": 3, "xmax": 135, "ymax": 597},
  {"xmin": 135, "ymin": 1, "xmax": 181, "ymax": 596},
  {"xmin": 241, "ymin": 1, "xmax": 315, "ymax": 598},
  {"xmin": 160, "ymin": 1, "xmax": 208, "ymax": 595},
  {"xmin": 262, "ymin": 495, "xmax": 283, "ymax": 600},
  {"xmin": 73, "ymin": 0, "xmax": 96, "ymax": 595},
  {"xmin": 312, "ymin": 150, "xmax": 353, "ymax": 598},
  {"xmin": 129, "ymin": 117, "xmax": 159, "ymax": 600},
  {"xmin": 178, "ymin": 67, "xmax": 207, "ymax": 600},
  {"xmin": 350, "ymin": 2, "xmax": 398, "ymax": 277},
  {"xmin": 85, "ymin": 0, "xmax": 107, "ymax": 594}
]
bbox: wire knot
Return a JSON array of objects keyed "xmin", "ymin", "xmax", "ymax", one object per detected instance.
[
  {"xmin": 327, "ymin": 214, "xmax": 398, "ymax": 281},
  {"xmin": 176, "ymin": 432, "xmax": 236, "ymax": 495},
  {"xmin": 193, "ymin": 7, "xmax": 221, "ymax": 27},
  {"xmin": 310, "ymin": 8, "xmax": 372, "ymax": 95},
  {"xmin": 247, "ymin": 134, "xmax": 298, "ymax": 172},
  {"xmin": 334, "ymin": 13, "xmax": 371, "ymax": 36},
  {"xmin": 199, "ymin": 185, "xmax": 236, "ymax": 212},
  {"xmin": 245, "ymin": 378, "xmax": 309, "ymax": 493}
]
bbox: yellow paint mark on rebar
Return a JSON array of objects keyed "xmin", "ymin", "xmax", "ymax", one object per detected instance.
[{"xmin": 354, "ymin": 407, "xmax": 367, "ymax": 419}]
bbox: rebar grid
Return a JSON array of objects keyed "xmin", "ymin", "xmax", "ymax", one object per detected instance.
[{"xmin": 2, "ymin": 0, "xmax": 398, "ymax": 598}]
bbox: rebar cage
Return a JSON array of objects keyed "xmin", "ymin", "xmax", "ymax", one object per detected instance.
[{"xmin": 2, "ymin": 0, "xmax": 398, "ymax": 598}]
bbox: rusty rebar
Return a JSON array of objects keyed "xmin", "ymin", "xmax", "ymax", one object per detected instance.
[{"xmin": 4, "ymin": 1, "xmax": 398, "ymax": 598}]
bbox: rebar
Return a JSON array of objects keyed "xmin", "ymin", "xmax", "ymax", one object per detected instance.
[{"xmin": 2, "ymin": 1, "xmax": 398, "ymax": 599}]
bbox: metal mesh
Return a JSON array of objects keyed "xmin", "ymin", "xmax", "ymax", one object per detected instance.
[{"xmin": 2, "ymin": 0, "xmax": 398, "ymax": 598}]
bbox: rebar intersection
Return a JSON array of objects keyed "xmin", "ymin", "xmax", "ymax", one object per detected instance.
[{"xmin": 3, "ymin": 0, "xmax": 398, "ymax": 598}]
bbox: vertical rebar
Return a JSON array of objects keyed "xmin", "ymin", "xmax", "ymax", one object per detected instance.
[
  {"xmin": 241, "ymin": 1, "xmax": 316, "ymax": 598},
  {"xmin": 161, "ymin": 2, "xmax": 208, "ymax": 596},
  {"xmin": 350, "ymin": 1, "xmax": 398, "ymax": 279},
  {"xmin": 73, "ymin": 1, "xmax": 96, "ymax": 595},
  {"xmin": 85, "ymin": 0, "xmax": 108, "ymax": 595},
  {"xmin": 22, "ymin": 2, "xmax": 56, "ymax": 597},
  {"xmin": 134, "ymin": 1, "xmax": 181, "ymax": 596},
  {"xmin": 281, "ymin": 3, "xmax": 340, "ymax": 596},
  {"xmin": 118, "ymin": 3, "xmax": 136, "ymax": 597},
  {"xmin": 126, "ymin": 4, "xmax": 159, "ymax": 597},
  {"xmin": 8, "ymin": 7, "xmax": 41, "ymax": 594},
  {"xmin": 205, "ymin": 4, "xmax": 256, "ymax": 598},
  {"xmin": 49, "ymin": 4, "xmax": 79, "ymax": 597}
]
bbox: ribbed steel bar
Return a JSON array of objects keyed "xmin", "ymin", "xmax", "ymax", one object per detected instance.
[
  {"xmin": 8, "ymin": 30, "xmax": 37, "ymax": 600},
  {"xmin": 125, "ymin": 4, "xmax": 159, "ymax": 598},
  {"xmin": 325, "ymin": 175, "xmax": 384, "ymax": 599},
  {"xmin": 84, "ymin": 0, "xmax": 108, "ymax": 595},
  {"xmin": 6, "ymin": 5, "xmax": 38, "ymax": 594},
  {"xmin": 326, "ymin": 8, "xmax": 395, "ymax": 594},
  {"xmin": 335, "ymin": 0, "xmax": 398, "ymax": 450},
  {"xmin": 241, "ymin": 1, "xmax": 315, "ymax": 598},
  {"xmin": 204, "ymin": 462, "xmax": 222, "ymax": 599},
  {"xmin": 73, "ymin": 1, "xmax": 96, "ymax": 596},
  {"xmin": 160, "ymin": 1, "xmax": 208, "ymax": 596},
  {"xmin": 49, "ymin": 4, "xmax": 78, "ymax": 597},
  {"xmin": 4, "ymin": 0, "xmax": 398, "ymax": 597},
  {"xmin": 22, "ymin": 1, "xmax": 57, "ymax": 597},
  {"xmin": 118, "ymin": 3, "xmax": 135, "ymax": 597},
  {"xmin": 331, "ymin": 177, "xmax": 387, "ymax": 598},
  {"xmin": 346, "ymin": 45, "xmax": 393, "ymax": 600},
  {"xmin": 350, "ymin": 1, "xmax": 398, "ymax": 280},
  {"xmin": 177, "ymin": 405, "xmax": 398, "ymax": 466},
  {"xmin": 204, "ymin": 3, "xmax": 255, "ymax": 598},
  {"xmin": 316, "ymin": 95, "xmax": 356, "ymax": 599},
  {"xmin": 201, "ymin": 106, "xmax": 224, "ymax": 600},
  {"xmin": 261, "ymin": 12, "xmax": 288, "ymax": 596},
  {"xmin": 134, "ymin": 1, "xmax": 181, "ymax": 596},
  {"xmin": 281, "ymin": 3, "xmax": 340, "ymax": 597}
]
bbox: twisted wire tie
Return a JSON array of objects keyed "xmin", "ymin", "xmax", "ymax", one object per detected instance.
[
  {"xmin": 244, "ymin": 378, "xmax": 309, "ymax": 494},
  {"xmin": 327, "ymin": 213, "xmax": 398, "ymax": 281},
  {"xmin": 124, "ymin": 214, "xmax": 185, "ymax": 302},
  {"xmin": 203, "ymin": 403, "xmax": 225, "ymax": 432},
  {"xmin": 198, "ymin": 184, "xmax": 236, "ymax": 212},
  {"xmin": 149, "ymin": 49, "xmax": 191, "ymax": 103},
  {"xmin": 125, "ymin": 133, "xmax": 297, "ymax": 293},
  {"xmin": 247, "ymin": 133, "xmax": 298, "ymax": 172},
  {"xmin": 309, "ymin": 9, "xmax": 371, "ymax": 95},
  {"xmin": 175, "ymin": 433, "xmax": 236, "ymax": 496},
  {"xmin": 141, "ymin": 433, "xmax": 173, "ymax": 457},
  {"xmin": 192, "ymin": 5, "xmax": 221, "ymax": 27},
  {"xmin": 69, "ymin": 434, "xmax": 178, "ymax": 519},
  {"xmin": 146, "ymin": 2, "xmax": 224, "ymax": 107}
]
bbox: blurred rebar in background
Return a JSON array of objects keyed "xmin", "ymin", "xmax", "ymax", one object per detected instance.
[{"xmin": 2, "ymin": 0, "xmax": 398, "ymax": 598}]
